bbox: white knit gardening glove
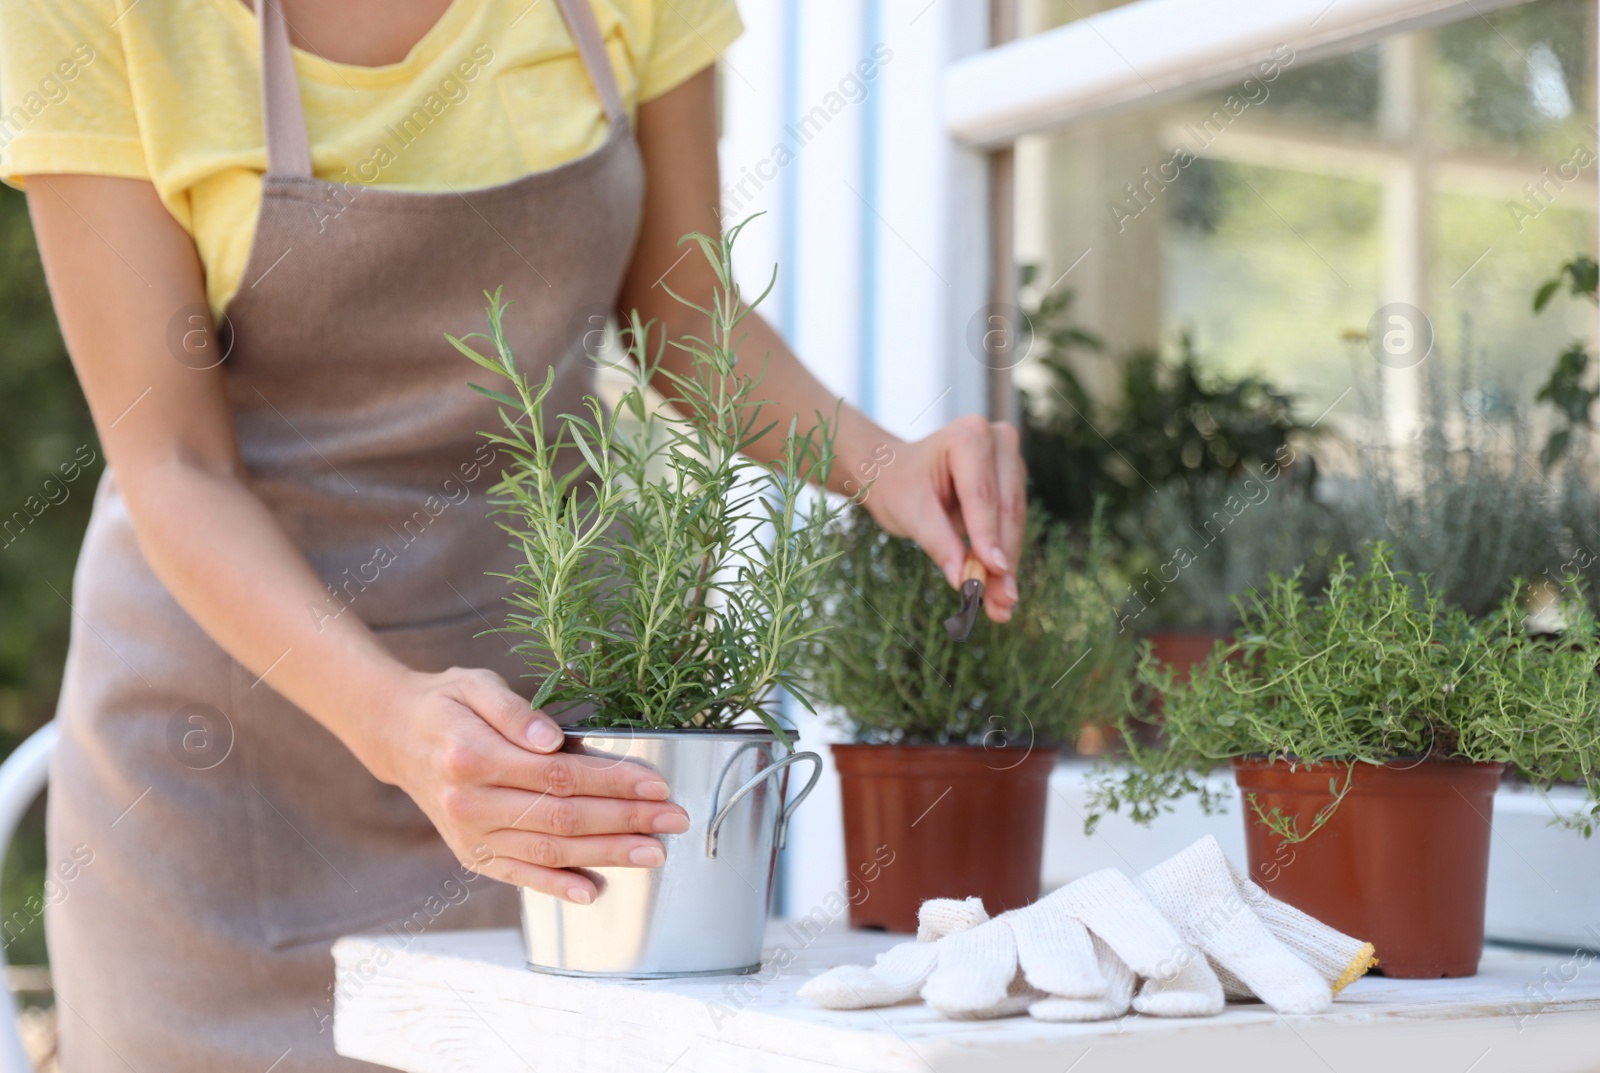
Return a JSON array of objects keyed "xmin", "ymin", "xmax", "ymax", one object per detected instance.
[
  {"xmin": 794, "ymin": 896, "xmax": 991, "ymax": 1010},
  {"xmin": 799, "ymin": 868, "xmax": 1226, "ymax": 1021},
  {"xmin": 1135, "ymin": 836, "xmax": 1377, "ymax": 1015}
]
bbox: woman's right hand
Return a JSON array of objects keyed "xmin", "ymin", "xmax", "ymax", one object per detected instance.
[{"xmin": 356, "ymin": 665, "xmax": 690, "ymax": 905}]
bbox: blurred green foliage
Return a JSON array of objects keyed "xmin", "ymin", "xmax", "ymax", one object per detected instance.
[
  {"xmin": 802, "ymin": 504, "xmax": 1136, "ymax": 746},
  {"xmin": 0, "ymin": 184, "xmax": 102, "ymax": 967},
  {"xmin": 1021, "ymin": 287, "xmax": 1312, "ymax": 536},
  {"xmin": 1431, "ymin": 0, "xmax": 1595, "ymax": 155},
  {"xmin": 1532, "ymin": 255, "xmax": 1598, "ymax": 469},
  {"xmin": 1020, "ymin": 285, "xmax": 1325, "ymax": 630}
]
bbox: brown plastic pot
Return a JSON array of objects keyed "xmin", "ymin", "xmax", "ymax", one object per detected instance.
[
  {"xmin": 1143, "ymin": 630, "xmax": 1232, "ymax": 711},
  {"xmin": 1233, "ymin": 757, "xmax": 1505, "ymax": 978},
  {"xmin": 1136, "ymin": 631, "xmax": 1234, "ymax": 740},
  {"xmin": 833, "ymin": 743, "xmax": 1057, "ymax": 933},
  {"xmin": 1144, "ymin": 630, "xmax": 1232, "ymax": 683}
]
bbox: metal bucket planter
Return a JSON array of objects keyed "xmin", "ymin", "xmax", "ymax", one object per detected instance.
[{"xmin": 520, "ymin": 727, "xmax": 821, "ymax": 978}]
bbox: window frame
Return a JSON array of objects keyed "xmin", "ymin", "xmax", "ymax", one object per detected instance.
[{"xmin": 946, "ymin": 0, "xmax": 1536, "ymax": 148}]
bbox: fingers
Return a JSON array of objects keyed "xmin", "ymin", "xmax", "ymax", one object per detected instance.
[
  {"xmin": 990, "ymin": 420, "xmax": 1025, "ymax": 620},
  {"xmin": 529, "ymin": 750, "xmax": 672, "ymax": 799},
  {"xmin": 464, "ymin": 795, "xmax": 689, "ymax": 906},
  {"xmin": 945, "ymin": 416, "xmax": 1020, "ymax": 622},
  {"xmin": 476, "ymin": 786, "xmax": 689, "ymax": 837},
  {"xmin": 488, "ymin": 829, "xmax": 669, "ymax": 871},
  {"xmin": 454, "ymin": 733, "xmax": 672, "ymax": 801},
  {"xmin": 445, "ymin": 670, "xmax": 672, "ymax": 800},
  {"xmin": 453, "ymin": 667, "xmax": 565, "ymax": 752},
  {"xmin": 914, "ymin": 501, "xmax": 970, "ymax": 593},
  {"xmin": 475, "ymin": 855, "xmax": 600, "ymax": 905},
  {"xmin": 945, "ymin": 415, "xmax": 1004, "ymax": 573},
  {"xmin": 415, "ymin": 669, "xmax": 686, "ymax": 910}
]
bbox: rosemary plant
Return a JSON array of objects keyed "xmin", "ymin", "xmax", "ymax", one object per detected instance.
[
  {"xmin": 802, "ymin": 504, "xmax": 1135, "ymax": 747},
  {"xmin": 447, "ymin": 221, "xmax": 839, "ymax": 739},
  {"xmin": 1087, "ymin": 543, "xmax": 1600, "ymax": 840}
]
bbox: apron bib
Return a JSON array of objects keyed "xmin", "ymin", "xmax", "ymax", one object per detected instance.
[{"xmin": 45, "ymin": 1, "xmax": 644, "ymax": 1068}]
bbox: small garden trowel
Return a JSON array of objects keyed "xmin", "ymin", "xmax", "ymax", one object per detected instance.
[{"xmin": 943, "ymin": 553, "xmax": 987, "ymax": 642}]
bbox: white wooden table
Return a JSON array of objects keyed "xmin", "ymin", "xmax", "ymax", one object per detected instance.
[{"xmin": 334, "ymin": 923, "xmax": 1600, "ymax": 1073}]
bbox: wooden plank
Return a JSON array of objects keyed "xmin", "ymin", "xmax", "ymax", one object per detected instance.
[{"xmin": 335, "ymin": 923, "xmax": 1600, "ymax": 1073}]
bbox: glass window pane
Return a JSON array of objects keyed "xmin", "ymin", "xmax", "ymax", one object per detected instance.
[
  {"xmin": 1014, "ymin": 0, "xmax": 1597, "ymax": 433},
  {"xmin": 1021, "ymin": 0, "xmax": 1140, "ymax": 36}
]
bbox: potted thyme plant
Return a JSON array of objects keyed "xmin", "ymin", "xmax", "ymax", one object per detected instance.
[
  {"xmin": 448, "ymin": 221, "xmax": 839, "ymax": 978},
  {"xmin": 1088, "ymin": 544, "xmax": 1600, "ymax": 978},
  {"xmin": 805, "ymin": 504, "xmax": 1135, "ymax": 933}
]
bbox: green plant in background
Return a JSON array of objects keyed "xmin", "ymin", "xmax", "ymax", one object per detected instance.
[
  {"xmin": 450, "ymin": 221, "xmax": 838, "ymax": 741},
  {"xmin": 0, "ymin": 187, "xmax": 104, "ymax": 970},
  {"xmin": 1111, "ymin": 336, "xmax": 1309, "ymax": 501},
  {"xmin": 1024, "ymin": 314, "xmax": 1313, "ymax": 533},
  {"xmin": 1018, "ymin": 280, "xmax": 1109, "ymax": 535},
  {"xmin": 1116, "ymin": 474, "xmax": 1344, "ymax": 633},
  {"xmin": 802, "ymin": 502, "xmax": 1135, "ymax": 746},
  {"xmin": 1531, "ymin": 254, "xmax": 1597, "ymax": 469},
  {"xmin": 1532, "ymin": 254, "xmax": 1597, "ymax": 311},
  {"xmin": 1334, "ymin": 333, "xmax": 1599, "ymax": 618},
  {"xmin": 1087, "ymin": 544, "xmax": 1600, "ymax": 840},
  {"xmin": 1020, "ymin": 283, "xmax": 1320, "ymax": 630}
]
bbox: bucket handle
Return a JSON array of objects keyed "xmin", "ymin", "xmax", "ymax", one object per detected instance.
[{"xmin": 705, "ymin": 751, "xmax": 822, "ymax": 859}]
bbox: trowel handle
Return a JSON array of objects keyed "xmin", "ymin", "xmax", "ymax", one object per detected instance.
[{"xmin": 960, "ymin": 552, "xmax": 987, "ymax": 586}]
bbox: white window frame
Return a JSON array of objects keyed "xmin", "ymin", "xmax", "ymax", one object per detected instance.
[{"xmin": 944, "ymin": 0, "xmax": 1535, "ymax": 148}]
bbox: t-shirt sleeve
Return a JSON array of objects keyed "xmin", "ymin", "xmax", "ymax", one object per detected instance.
[
  {"xmin": 637, "ymin": 0, "xmax": 742, "ymax": 104},
  {"xmin": 0, "ymin": 0, "xmax": 147, "ymax": 190}
]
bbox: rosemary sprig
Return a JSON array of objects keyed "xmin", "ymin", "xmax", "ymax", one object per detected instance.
[{"xmin": 446, "ymin": 219, "xmax": 840, "ymax": 742}]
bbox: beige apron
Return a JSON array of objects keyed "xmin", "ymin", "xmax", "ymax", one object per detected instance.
[{"xmin": 45, "ymin": 0, "xmax": 643, "ymax": 1067}]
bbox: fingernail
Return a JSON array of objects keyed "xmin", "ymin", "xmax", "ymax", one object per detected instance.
[
  {"xmin": 1005, "ymin": 575, "xmax": 1019, "ymax": 601},
  {"xmin": 945, "ymin": 560, "xmax": 962, "ymax": 588},
  {"xmin": 991, "ymin": 546, "xmax": 1009, "ymax": 571},
  {"xmin": 637, "ymin": 780, "xmax": 671, "ymax": 801},
  {"xmin": 629, "ymin": 844, "xmax": 666, "ymax": 867},
  {"xmin": 568, "ymin": 886, "xmax": 593, "ymax": 905},
  {"xmin": 652, "ymin": 811, "xmax": 690, "ymax": 834},
  {"xmin": 529, "ymin": 721, "xmax": 563, "ymax": 751}
]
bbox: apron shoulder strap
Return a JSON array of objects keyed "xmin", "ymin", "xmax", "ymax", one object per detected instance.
[
  {"xmin": 256, "ymin": 0, "xmax": 628, "ymax": 183},
  {"xmin": 553, "ymin": 0, "xmax": 627, "ymax": 127},
  {"xmin": 257, "ymin": 0, "xmax": 314, "ymax": 179}
]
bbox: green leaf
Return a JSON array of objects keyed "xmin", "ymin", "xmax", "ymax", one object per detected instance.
[
  {"xmin": 1534, "ymin": 279, "xmax": 1561, "ymax": 312},
  {"xmin": 1541, "ymin": 428, "xmax": 1572, "ymax": 470},
  {"xmin": 467, "ymin": 382, "xmax": 525, "ymax": 409}
]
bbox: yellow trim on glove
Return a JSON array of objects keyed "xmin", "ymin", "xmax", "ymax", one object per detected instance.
[{"xmin": 1330, "ymin": 942, "xmax": 1378, "ymax": 996}]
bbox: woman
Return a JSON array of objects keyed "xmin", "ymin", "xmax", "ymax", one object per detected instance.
[{"xmin": 0, "ymin": 0, "xmax": 1025, "ymax": 1068}]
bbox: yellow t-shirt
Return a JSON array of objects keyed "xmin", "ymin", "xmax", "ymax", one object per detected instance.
[{"xmin": 0, "ymin": 0, "xmax": 742, "ymax": 320}]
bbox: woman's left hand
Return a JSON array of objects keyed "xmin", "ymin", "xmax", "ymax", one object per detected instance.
[{"xmin": 860, "ymin": 415, "xmax": 1026, "ymax": 624}]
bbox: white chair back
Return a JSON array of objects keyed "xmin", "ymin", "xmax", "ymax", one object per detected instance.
[{"xmin": 0, "ymin": 723, "xmax": 59, "ymax": 1073}]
